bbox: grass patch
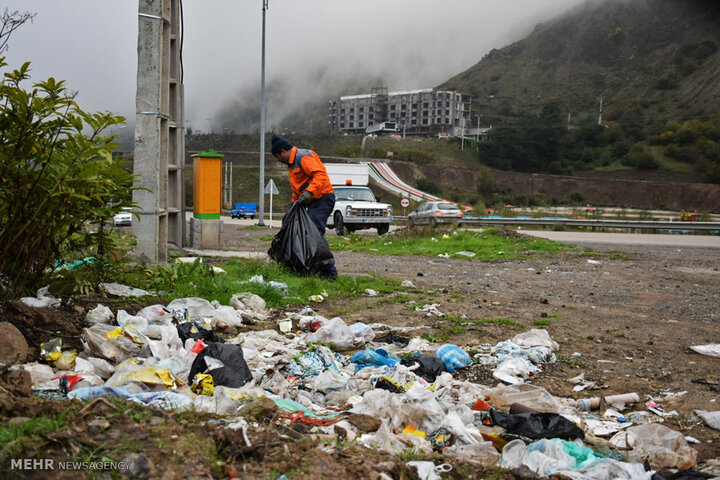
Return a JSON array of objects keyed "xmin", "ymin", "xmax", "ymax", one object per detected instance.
[
  {"xmin": 113, "ymin": 257, "xmax": 400, "ymax": 308},
  {"xmin": 474, "ymin": 317, "xmax": 522, "ymax": 327},
  {"xmin": 0, "ymin": 414, "xmax": 68, "ymax": 462},
  {"xmin": 327, "ymin": 227, "xmax": 569, "ymax": 260},
  {"xmin": 533, "ymin": 318, "xmax": 551, "ymax": 327}
]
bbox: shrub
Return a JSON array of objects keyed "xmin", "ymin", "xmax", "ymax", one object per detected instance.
[{"xmin": 0, "ymin": 58, "xmax": 136, "ymax": 298}]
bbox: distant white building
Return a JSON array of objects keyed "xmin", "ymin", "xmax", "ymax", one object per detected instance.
[{"xmin": 328, "ymin": 86, "xmax": 473, "ymax": 137}]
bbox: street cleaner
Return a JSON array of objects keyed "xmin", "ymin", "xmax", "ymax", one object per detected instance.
[{"xmin": 271, "ymin": 135, "xmax": 338, "ymax": 280}]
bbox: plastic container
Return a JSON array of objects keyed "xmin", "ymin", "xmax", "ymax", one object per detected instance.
[{"xmin": 486, "ymin": 384, "xmax": 560, "ymax": 412}]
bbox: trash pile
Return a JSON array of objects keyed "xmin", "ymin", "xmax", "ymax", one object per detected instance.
[{"xmin": 11, "ymin": 290, "xmax": 720, "ymax": 480}]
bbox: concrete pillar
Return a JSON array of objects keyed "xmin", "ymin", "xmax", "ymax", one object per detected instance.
[{"xmin": 133, "ymin": 0, "xmax": 184, "ymax": 263}]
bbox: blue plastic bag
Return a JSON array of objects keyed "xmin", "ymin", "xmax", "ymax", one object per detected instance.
[
  {"xmin": 351, "ymin": 349, "xmax": 400, "ymax": 371},
  {"xmin": 435, "ymin": 344, "xmax": 471, "ymax": 373}
]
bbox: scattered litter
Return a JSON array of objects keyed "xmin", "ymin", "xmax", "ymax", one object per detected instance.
[
  {"xmin": 690, "ymin": 344, "xmax": 720, "ymax": 357},
  {"xmin": 364, "ymin": 288, "xmax": 378, "ymax": 296},
  {"xmin": 693, "ymin": 410, "xmax": 720, "ymax": 430},
  {"xmin": 19, "ymin": 289, "xmax": 712, "ymax": 480},
  {"xmin": 455, "ymin": 251, "xmax": 475, "ymax": 257},
  {"xmin": 241, "ymin": 275, "xmax": 289, "ymax": 294},
  {"xmin": 308, "ymin": 294, "xmax": 324, "ymax": 303},
  {"xmin": 100, "ymin": 282, "xmax": 150, "ymax": 297},
  {"xmin": 401, "ymin": 280, "xmax": 416, "ymax": 288},
  {"xmin": 587, "ymin": 259, "xmax": 601, "ymax": 264},
  {"xmin": 20, "ymin": 286, "xmax": 60, "ymax": 308},
  {"xmin": 415, "ymin": 303, "xmax": 444, "ymax": 317}
]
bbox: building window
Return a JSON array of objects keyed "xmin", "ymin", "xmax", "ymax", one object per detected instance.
[
  {"xmin": 359, "ymin": 114, "xmax": 364, "ymax": 119},
  {"xmin": 390, "ymin": 105, "xmax": 396, "ymax": 111},
  {"xmin": 422, "ymin": 119, "xmax": 428, "ymax": 125},
  {"xmin": 423, "ymin": 102, "xmax": 429, "ymax": 108},
  {"xmin": 349, "ymin": 122, "xmax": 354, "ymax": 128}
]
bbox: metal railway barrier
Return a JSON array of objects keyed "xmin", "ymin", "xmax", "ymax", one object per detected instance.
[{"xmin": 393, "ymin": 216, "xmax": 720, "ymax": 232}]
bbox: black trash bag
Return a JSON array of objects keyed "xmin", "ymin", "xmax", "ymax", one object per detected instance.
[
  {"xmin": 384, "ymin": 331, "xmax": 410, "ymax": 347},
  {"xmin": 488, "ymin": 409, "xmax": 585, "ymax": 440},
  {"xmin": 401, "ymin": 354, "xmax": 448, "ymax": 383},
  {"xmin": 176, "ymin": 321, "xmax": 225, "ymax": 345},
  {"xmin": 188, "ymin": 343, "xmax": 252, "ymax": 388},
  {"xmin": 267, "ymin": 201, "xmax": 334, "ymax": 275}
]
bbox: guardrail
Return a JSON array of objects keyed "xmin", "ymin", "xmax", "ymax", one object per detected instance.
[{"xmin": 392, "ymin": 216, "xmax": 720, "ymax": 232}]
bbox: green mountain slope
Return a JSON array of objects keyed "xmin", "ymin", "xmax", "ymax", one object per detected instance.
[{"xmin": 440, "ymin": 0, "xmax": 720, "ymax": 127}]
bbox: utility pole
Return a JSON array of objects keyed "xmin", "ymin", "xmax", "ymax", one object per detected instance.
[
  {"xmin": 257, "ymin": 0, "xmax": 268, "ymax": 226},
  {"xmin": 598, "ymin": 97, "xmax": 603, "ymax": 126}
]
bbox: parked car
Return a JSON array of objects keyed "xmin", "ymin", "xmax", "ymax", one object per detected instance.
[
  {"xmin": 231, "ymin": 202, "xmax": 258, "ymax": 219},
  {"xmin": 407, "ymin": 201, "xmax": 463, "ymax": 227},
  {"xmin": 113, "ymin": 207, "xmax": 133, "ymax": 226}
]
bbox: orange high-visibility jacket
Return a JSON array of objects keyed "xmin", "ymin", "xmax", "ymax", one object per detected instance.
[{"xmin": 287, "ymin": 146, "xmax": 334, "ymax": 202}]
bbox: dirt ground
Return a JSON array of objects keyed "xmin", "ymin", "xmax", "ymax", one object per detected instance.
[
  {"xmin": 227, "ymin": 224, "xmax": 720, "ymax": 461},
  {"xmin": 2, "ymin": 225, "xmax": 719, "ymax": 478}
]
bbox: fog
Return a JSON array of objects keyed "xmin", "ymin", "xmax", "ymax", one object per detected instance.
[{"xmin": 2, "ymin": 0, "xmax": 587, "ymax": 142}]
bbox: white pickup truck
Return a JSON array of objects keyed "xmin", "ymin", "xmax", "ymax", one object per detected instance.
[{"xmin": 325, "ymin": 163, "xmax": 393, "ymax": 235}]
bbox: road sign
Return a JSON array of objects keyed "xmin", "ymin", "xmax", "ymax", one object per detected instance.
[
  {"xmin": 400, "ymin": 198, "xmax": 410, "ymax": 208},
  {"xmin": 264, "ymin": 179, "xmax": 279, "ymax": 195}
]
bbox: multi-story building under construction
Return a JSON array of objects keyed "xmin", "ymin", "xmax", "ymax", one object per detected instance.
[{"xmin": 328, "ymin": 87, "xmax": 473, "ymax": 137}]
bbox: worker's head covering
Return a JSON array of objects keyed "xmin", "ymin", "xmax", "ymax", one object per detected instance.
[{"xmin": 271, "ymin": 135, "xmax": 292, "ymax": 155}]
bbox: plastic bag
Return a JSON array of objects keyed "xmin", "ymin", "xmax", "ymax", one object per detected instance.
[
  {"xmin": 166, "ymin": 297, "xmax": 215, "ymax": 320},
  {"xmin": 349, "ymin": 322, "xmax": 375, "ymax": 343},
  {"xmin": 401, "ymin": 354, "xmax": 447, "ymax": 382},
  {"xmin": 486, "ymin": 383, "xmax": 560, "ymax": 413},
  {"xmin": 14, "ymin": 363, "xmax": 55, "ymax": 384},
  {"xmin": 511, "ymin": 328, "xmax": 559, "ymax": 351},
  {"xmin": 351, "ymin": 349, "xmax": 400, "ymax": 370},
  {"xmin": 188, "ymin": 343, "xmax": 252, "ymax": 388},
  {"xmin": 305, "ymin": 317, "xmax": 355, "ymax": 350},
  {"xmin": 82, "ymin": 324, "xmax": 140, "ymax": 364},
  {"xmin": 85, "ymin": 304, "xmax": 114, "ymax": 325},
  {"xmin": 267, "ymin": 201, "xmax": 334, "ymax": 275},
  {"xmin": 117, "ymin": 310, "xmax": 149, "ymax": 333},
  {"xmin": 20, "ymin": 286, "xmax": 60, "ymax": 308},
  {"xmin": 137, "ymin": 304, "xmax": 170, "ymax": 324},
  {"xmin": 609, "ymin": 423, "xmax": 697, "ymax": 470},
  {"xmin": 176, "ymin": 321, "xmax": 225, "ymax": 345},
  {"xmin": 435, "ymin": 344, "xmax": 471, "ymax": 373},
  {"xmin": 488, "ymin": 409, "xmax": 585, "ymax": 440}
]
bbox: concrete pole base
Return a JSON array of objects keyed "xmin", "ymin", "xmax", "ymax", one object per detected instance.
[{"xmin": 190, "ymin": 217, "xmax": 224, "ymax": 250}]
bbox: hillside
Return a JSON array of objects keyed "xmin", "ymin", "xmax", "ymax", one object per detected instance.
[{"xmin": 440, "ymin": 0, "xmax": 720, "ymax": 126}]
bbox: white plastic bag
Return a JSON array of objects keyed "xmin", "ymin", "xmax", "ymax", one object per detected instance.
[
  {"xmin": 19, "ymin": 286, "xmax": 60, "ymax": 308},
  {"xmin": 117, "ymin": 310, "xmax": 149, "ymax": 333},
  {"xmin": 511, "ymin": 328, "xmax": 559, "ymax": 351},
  {"xmin": 349, "ymin": 322, "xmax": 375, "ymax": 343},
  {"xmin": 609, "ymin": 423, "xmax": 697, "ymax": 470},
  {"xmin": 305, "ymin": 317, "xmax": 355, "ymax": 350},
  {"xmin": 85, "ymin": 304, "xmax": 114, "ymax": 325},
  {"xmin": 166, "ymin": 297, "xmax": 214, "ymax": 320},
  {"xmin": 137, "ymin": 304, "xmax": 170, "ymax": 324}
]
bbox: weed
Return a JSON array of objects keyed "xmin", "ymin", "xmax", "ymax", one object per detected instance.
[
  {"xmin": 558, "ymin": 356, "xmax": 593, "ymax": 369},
  {"xmin": 476, "ymin": 317, "xmax": 521, "ymax": 327},
  {"xmin": 327, "ymin": 228, "xmax": 568, "ymax": 261},
  {"xmin": 0, "ymin": 414, "xmax": 67, "ymax": 462},
  {"xmin": 615, "ymin": 332, "xmax": 626, "ymax": 338},
  {"xmin": 422, "ymin": 331, "xmax": 449, "ymax": 343},
  {"xmin": 533, "ymin": 318, "xmax": 551, "ymax": 327}
]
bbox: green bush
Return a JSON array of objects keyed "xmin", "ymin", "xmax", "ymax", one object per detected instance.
[{"xmin": 0, "ymin": 58, "xmax": 136, "ymax": 298}]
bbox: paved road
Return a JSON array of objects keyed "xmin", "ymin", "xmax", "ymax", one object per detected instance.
[
  {"xmin": 521, "ymin": 230, "xmax": 720, "ymax": 249},
  {"xmin": 210, "ymin": 214, "xmax": 720, "ymax": 248}
]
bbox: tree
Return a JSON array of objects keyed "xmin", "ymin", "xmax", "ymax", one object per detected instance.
[{"xmin": 0, "ymin": 58, "xmax": 137, "ymax": 298}]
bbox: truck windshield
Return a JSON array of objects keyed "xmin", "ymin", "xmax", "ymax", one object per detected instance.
[{"xmin": 334, "ymin": 187, "xmax": 376, "ymax": 202}]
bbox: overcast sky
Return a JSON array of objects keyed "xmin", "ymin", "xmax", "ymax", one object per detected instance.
[{"xmin": 3, "ymin": 0, "xmax": 587, "ymax": 135}]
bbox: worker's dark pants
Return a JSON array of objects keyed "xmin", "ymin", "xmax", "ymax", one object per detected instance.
[{"xmin": 307, "ymin": 193, "xmax": 337, "ymax": 277}]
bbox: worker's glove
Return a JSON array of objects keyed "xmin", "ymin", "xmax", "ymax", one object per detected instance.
[{"xmin": 298, "ymin": 190, "xmax": 313, "ymax": 206}]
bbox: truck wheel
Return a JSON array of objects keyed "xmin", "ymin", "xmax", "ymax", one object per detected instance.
[
  {"xmin": 408, "ymin": 217, "xmax": 415, "ymax": 227},
  {"xmin": 334, "ymin": 212, "xmax": 346, "ymax": 235},
  {"xmin": 377, "ymin": 224, "xmax": 389, "ymax": 235}
]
